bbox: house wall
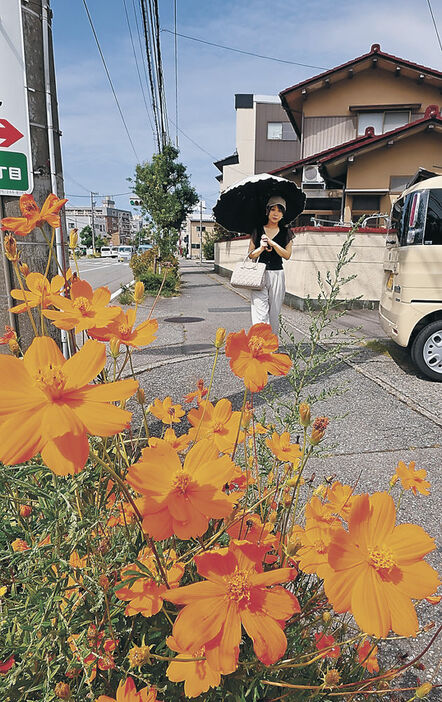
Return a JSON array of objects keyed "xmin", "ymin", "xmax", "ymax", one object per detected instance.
[
  {"xmin": 302, "ymin": 70, "xmax": 440, "ymax": 118},
  {"xmin": 255, "ymin": 102, "xmax": 300, "ymax": 172},
  {"xmin": 222, "ymin": 106, "xmax": 256, "ymax": 190},
  {"xmin": 215, "ymin": 228, "xmax": 387, "ymax": 307}
]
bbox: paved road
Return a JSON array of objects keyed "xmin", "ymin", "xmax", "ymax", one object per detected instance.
[
  {"xmin": 74, "ymin": 257, "xmax": 133, "ymax": 297},
  {"xmin": 82, "ymin": 258, "xmax": 442, "ymax": 682}
]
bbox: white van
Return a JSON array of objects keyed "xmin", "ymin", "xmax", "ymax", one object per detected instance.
[
  {"xmin": 379, "ymin": 175, "xmax": 442, "ymax": 381},
  {"xmin": 101, "ymin": 246, "xmax": 116, "ymax": 258},
  {"xmin": 117, "ymin": 245, "xmax": 134, "ymax": 262}
]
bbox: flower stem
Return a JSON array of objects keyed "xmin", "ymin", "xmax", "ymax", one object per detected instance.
[{"xmin": 12, "ymin": 261, "xmax": 38, "ymax": 336}]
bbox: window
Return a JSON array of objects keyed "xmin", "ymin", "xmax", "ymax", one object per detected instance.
[
  {"xmin": 357, "ymin": 111, "xmax": 409, "ymax": 136},
  {"xmin": 424, "ymin": 189, "xmax": 442, "ymax": 245},
  {"xmin": 196, "ymin": 226, "xmax": 206, "ymax": 232},
  {"xmin": 267, "ymin": 122, "xmax": 297, "ymax": 141},
  {"xmin": 391, "ymin": 191, "xmax": 429, "ymax": 246},
  {"xmin": 390, "ymin": 175, "xmax": 412, "ymax": 193},
  {"xmin": 352, "ymin": 195, "xmax": 381, "ymax": 210}
]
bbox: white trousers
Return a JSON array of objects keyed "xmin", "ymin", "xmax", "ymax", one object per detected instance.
[{"xmin": 250, "ymin": 269, "xmax": 285, "ymax": 335}]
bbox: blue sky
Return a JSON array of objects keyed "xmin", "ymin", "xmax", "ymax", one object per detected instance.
[{"xmin": 51, "ymin": 0, "xmax": 442, "ymax": 212}]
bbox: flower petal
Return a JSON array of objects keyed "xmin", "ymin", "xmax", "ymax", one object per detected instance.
[
  {"xmin": 63, "ymin": 339, "xmax": 106, "ymax": 388},
  {"xmin": 164, "ymin": 581, "xmax": 225, "ymax": 605},
  {"xmin": 240, "ymin": 608, "xmax": 287, "ymax": 665},
  {"xmin": 23, "ymin": 336, "xmax": 65, "ymax": 376},
  {"xmin": 396, "ymin": 562, "xmax": 440, "ymax": 599},
  {"xmin": 387, "ymin": 524, "xmax": 436, "ymax": 563},
  {"xmin": 41, "ymin": 432, "xmax": 89, "ymax": 475},
  {"xmin": 172, "ymin": 599, "xmax": 228, "ymax": 652},
  {"xmin": 0, "ymin": 411, "xmax": 42, "ymax": 464},
  {"xmin": 72, "ymin": 402, "xmax": 132, "ymax": 437}
]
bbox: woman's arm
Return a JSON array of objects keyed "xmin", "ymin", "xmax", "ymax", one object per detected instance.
[
  {"xmin": 248, "ymin": 237, "xmax": 266, "ymax": 260},
  {"xmin": 267, "ymin": 237, "xmax": 293, "ymax": 260}
]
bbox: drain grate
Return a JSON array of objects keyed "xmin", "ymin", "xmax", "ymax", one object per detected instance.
[{"xmin": 164, "ymin": 316, "xmax": 204, "ymax": 323}]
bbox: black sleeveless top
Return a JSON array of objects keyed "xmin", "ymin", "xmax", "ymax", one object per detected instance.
[{"xmin": 257, "ymin": 227, "xmax": 288, "ymax": 270}]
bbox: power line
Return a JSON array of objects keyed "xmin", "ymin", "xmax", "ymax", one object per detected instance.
[
  {"xmin": 174, "ymin": 0, "xmax": 178, "ymax": 147},
  {"xmin": 66, "ymin": 192, "xmax": 132, "ymax": 198},
  {"xmin": 161, "ymin": 28, "xmax": 327, "ymax": 70},
  {"xmin": 81, "ymin": 0, "xmax": 140, "ymax": 161},
  {"xmin": 122, "ymin": 0, "xmax": 156, "ymax": 140},
  {"xmin": 426, "ymin": 0, "xmax": 442, "ymax": 52}
]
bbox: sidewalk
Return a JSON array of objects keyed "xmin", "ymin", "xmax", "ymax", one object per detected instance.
[{"xmin": 127, "ymin": 259, "xmax": 441, "ymax": 676}]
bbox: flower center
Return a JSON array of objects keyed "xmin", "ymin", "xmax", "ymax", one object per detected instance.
[
  {"xmin": 368, "ymin": 547, "xmax": 396, "ymax": 575},
  {"xmin": 248, "ymin": 335, "xmax": 264, "ymax": 356},
  {"xmin": 226, "ymin": 567, "xmax": 251, "ymax": 604},
  {"xmin": 34, "ymin": 363, "xmax": 66, "ymax": 399},
  {"xmin": 171, "ymin": 471, "xmax": 191, "ymax": 494},
  {"xmin": 118, "ymin": 323, "xmax": 131, "ymax": 339},
  {"xmin": 212, "ymin": 422, "xmax": 224, "ymax": 433},
  {"xmin": 313, "ymin": 539, "xmax": 327, "ymax": 555},
  {"xmin": 72, "ymin": 296, "xmax": 93, "ymax": 315}
]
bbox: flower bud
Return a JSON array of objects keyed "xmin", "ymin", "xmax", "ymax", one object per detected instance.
[
  {"xmin": 4, "ymin": 234, "xmax": 19, "ymax": 262},
  {"xmin": 214, "ymin": 327, "xmax": 226, "ymax": 349},
  {"xmin": 54, "ymin": 681, "xmax": 71, "ymax": 699},
  {"xmin": 415, "ymin": 683, "xmax": 432, "ymax": 699},
  {"xmin": 299, "ymin": 402, "xmax": 311, "ymax": 427},
  {"xmin": 19, "ymin": 262, "xmax": 30, "ymax": 276},
  {"xmin": 322, "ymin": 611, "xmax": 331, "ymax": 623},
  {"xmin": 133, "ymin": 280, "xmax": 144, "ymax": 303},
  {"xmin": 128, "ymin": 644, "xmax": 152, "ymax": 668},
  {"xmin": 19, "ymin": 504, "xmax": 32, "ymax": 518},
  {"xmin": 241, "ymin": 407, "xmax": 253, "ymax": 430},
  {"xmin": 109, "ymin": 337, "xmax": 121, "ymax": 358},
  {"xmin": 389, "ymin": 474, "xmax": 399, "ymax": 487},
  {"xmin": 8, "ymin": 337, "xmax": 20, "ymax": 357},
  {"xmin": 323, "ymin": 668, "xmax": 340, "ymax": 688},
  {"xmin": 268, "ymin": 510, "xmax": 278, "ymax": 524},
  {"xmin": 68, "ymin": 228, "xmax": 78, "ymax": 249},
  {"xmin": 98, "ymin": 574, "xmax": 110, "ymax": 591},
  {"xmin": 313, "ymin": 484, "xmax": 327, "ymax": 499},
  {"xmin": 136, "ymin": 388, "xmax": 146, "ymax": 405},
  {"xmin": 310, "ymin": 416, "xmax": 329, "ymax": 445},
  {"xmin": 11, "ymin": 538, "xmax": 29, "ymax": 552}
]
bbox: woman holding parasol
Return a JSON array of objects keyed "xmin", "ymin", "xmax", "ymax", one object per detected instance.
[{"xmin": 213, "ymin": 174, "xmax": 305, "ymax": 337}]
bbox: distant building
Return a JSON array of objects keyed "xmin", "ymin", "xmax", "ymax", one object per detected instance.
[
  {"xmin": 65, "ymin": 196, "xmax": 132, "ymax": 246},
  {"xmin": 214, "ymin": 94, "xmax": 300, "ymax": 191},
  {"xmin": 180, "ymin": 201, "xmax": 215, "ymax": 258}
]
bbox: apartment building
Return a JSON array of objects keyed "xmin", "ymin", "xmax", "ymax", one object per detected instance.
[{"xmin": 65, "ymin": 196, "xmax": 132, "ymax": 245}]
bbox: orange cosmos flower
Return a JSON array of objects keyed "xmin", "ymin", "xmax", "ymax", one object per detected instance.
[
  {"xmin": 115, "ymin": 547, "xmax": 184, "ymax": 617},
  {"xmin": 43, "ymin": 278, "xmax": 121, "ymax": 333},
  {"xmin": 395, "ymin": 460, "xmax": 431, "ymax": 496},
  {"xmin": 314, "ymin": 632, "xmax": 340, "ymax": 659},
  {"xmin": 325, "ymin": 481, "xmax": 356, "ymax": 520},
  {"xmin": 11, "ymin": 538, "xmax": 30, "ymax": 552},
  {"xmin": 227, "ymin": 513, "xmax": 279, "ymax": 553},
  {"xmin": 310, "ymin": 416, "xmax": 329, "ymax": 445},
  {"xmin": 149, "ymin": 396, "xmax": 185, "ymax": 425},
  {"xmin": 166, "ymin": 635, "xmax": 221, "ymax": 698},
  {"xmin": 356, "ymin": 639, "xmax": 379, "ymax": 672},
  {"xmin": 184, "ymin": 378, "xmax": 208, "ymax": 404},
  {"xmin": 0, "ymin": 326, "xmax": 17, "ymax": 345},
  {"xmin": 296, "ymin": 522, "xmax": 337, "ymax": 580},
  {"xmin": 96, "ymin": 676, "xmax": 162, "ymax": 702},
  {"xmin": 325, "ymin": 492, "xmax": 440, "ymax": 637},
  {"xmin": 156, "ymin": 427, "xmax": 191, "ymax": 452},
  {"xmin": 69, "ymin": 626, "xmax": 117, "ymax": 682},
  {"xmin": 164, "ymin": 541, "xmax": 300, "ymax": 673},
  {"xmin": 10, "ymin": 271, "xmax": 65, "ymax": 313},
  {"xmin": 187, "ymin": 398, "xmax": 244, "ymax": 453},
  {"xmin": 225, "ymin": 323, "xmax": 292, "ymax": 392},
  {"xmin": 266, "ymin": 431, "xmax": 302, "ymax": 464},
  {"xmin": 89, "ymin": 309, "xmax": 158, "ymax": 349},
  {"xmin": 1, "ymin": 193, "xmax": 67, "ymax": 235},
  {"xmin": 127, "ymin": 439, "xmax": 238, "ymax": 539},
  {"xmin": 0, "ymin": 336, "xmax": 138, "ymax": 475}
]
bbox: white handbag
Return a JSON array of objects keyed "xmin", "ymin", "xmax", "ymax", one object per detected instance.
[{"xmin": 230, "ymin": 253, "xmax": 266, "ymax": 290}]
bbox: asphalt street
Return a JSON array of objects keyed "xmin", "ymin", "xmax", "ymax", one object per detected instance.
[{"xmin": 80, "ymin": 257, "xmax": 441, "ymax": 684}]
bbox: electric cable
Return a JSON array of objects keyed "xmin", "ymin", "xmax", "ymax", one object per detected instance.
[
  {"xmin": 426, "ymin": 0, "xmax": 442, "ymax": 52},
  {"xmin": 174, "ymin": 0, "xmax": 178, "ymax": 147},
  {"xmin": 81, "ymin": 0, "xmax": 140, "ymax": 162},
  {"xmin": 161, "ymin": 28, "xmax": 327, "ymax": 70}
]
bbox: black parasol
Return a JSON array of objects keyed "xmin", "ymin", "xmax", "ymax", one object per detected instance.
[{"xmin": 213, "ymin": 173, "xmax": 306, "ymax": 235}]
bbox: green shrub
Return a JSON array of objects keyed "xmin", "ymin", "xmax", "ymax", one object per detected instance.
[{"xmin": 138, "ymin": 269, "xmax": 179, "ymax": 295}]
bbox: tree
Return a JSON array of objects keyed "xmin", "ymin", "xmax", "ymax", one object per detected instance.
[
  {"xmin": 79, "ymin": 225, "xmax": 105, "ymax": 251},
  {"xmin": 132, "ymin": 145, "xmax": 198, "ymax": 258}
]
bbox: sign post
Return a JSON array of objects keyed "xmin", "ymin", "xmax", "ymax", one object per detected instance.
[{"xmin": 0, "ymin": 0, "xmax": 33, "ymax": 196}]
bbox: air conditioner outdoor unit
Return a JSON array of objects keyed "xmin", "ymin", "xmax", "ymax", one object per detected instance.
[{"xmin": 302, "ymin": 164, "xmax": 325, "ymax": 187}]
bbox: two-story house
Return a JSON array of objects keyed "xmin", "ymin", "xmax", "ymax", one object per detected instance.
[
  {"xmin": 214, "ymin": 94, "xmax": 300, "ymax": 191},
  {"xmin": 274, "ymin": 43, "xmax": 442, "ymax": 225}
]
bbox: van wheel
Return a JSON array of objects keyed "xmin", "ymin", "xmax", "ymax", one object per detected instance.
[{"xmin": 410, "ymin": 321, "xmax": 442, "ymax": 381}]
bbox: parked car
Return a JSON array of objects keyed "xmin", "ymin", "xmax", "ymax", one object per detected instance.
[
  {"xmin": 117, "ymin": 245, "xmax": 134, "ymax": 262},
  {"xmin": 100, "ymin": 246, "xmax": 113, "ymax": 257},
  {"xmin": 137, "ymin": 244, "xmax": 153, "ymax": 254},
  {"xmin": 379, "ymin": 175, "xmax": 442, "ymax": 381}
]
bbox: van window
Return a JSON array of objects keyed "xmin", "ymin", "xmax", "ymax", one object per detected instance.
[
  {"xmin": 391, "ymin": 191, "xmax": 428, "ymax": 246},
  {"xmin": 424, "ymin": 189, "xmax": 442, "ymax": 245}
]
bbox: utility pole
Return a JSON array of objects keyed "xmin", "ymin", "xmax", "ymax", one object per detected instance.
[
  {"xmin": 90, "ymin": 191, "xmax": 98, "ymax": 253},
  {"xmin": 0, "ymin": 0, "xmax": 67, "ymax": 352},
  {"xmin": 199, "ymin": 198, "xmax": 203, "ymax": 263}
]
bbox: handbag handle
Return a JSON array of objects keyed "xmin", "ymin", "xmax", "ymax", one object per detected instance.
[{"xmin": 241, "ymin": 252, "xmax": 261, "ymax": 269}]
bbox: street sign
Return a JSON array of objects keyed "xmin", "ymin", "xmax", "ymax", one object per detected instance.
[{"xmin": 0, "ymin": 0, "xmax": 33, "ymax": 196}]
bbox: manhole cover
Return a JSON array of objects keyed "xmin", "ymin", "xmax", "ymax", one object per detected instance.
[{"xmin": 164, "ymin": 316, "xmax": 204, "ymax": 323}]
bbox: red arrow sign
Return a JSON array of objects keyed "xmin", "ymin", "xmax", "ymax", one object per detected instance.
[{"xmin": 0, "ymin": 119, "xmax": 24, "ymax": 148}]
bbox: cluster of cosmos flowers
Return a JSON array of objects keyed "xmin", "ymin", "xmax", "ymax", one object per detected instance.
[{"xmin": 0, "ymin": 194, "xmax": 440, "ymax": 700}]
